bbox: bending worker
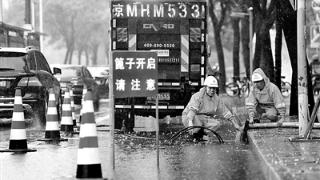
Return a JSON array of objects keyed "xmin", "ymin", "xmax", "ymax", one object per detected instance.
[
  {"xmin": 182, "ymin": 76, "xmax": 242, "ymax": 141},
  {"xmin": 246, "ymin": 68, "xmax": 286, "ymax": 124}
]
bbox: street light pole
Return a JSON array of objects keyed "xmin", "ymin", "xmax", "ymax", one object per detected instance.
[{"xmin": 248, "ymin": 7, "xmax": 253, "ymax": 77}]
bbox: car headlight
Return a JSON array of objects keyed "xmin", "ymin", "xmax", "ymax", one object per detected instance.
[{"xmin": 18, "ymin": 77, "xmax": 42, "ymax": 86}]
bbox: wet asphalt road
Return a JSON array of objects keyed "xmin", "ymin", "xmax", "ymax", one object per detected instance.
[{"xmin": 0, "ymin": 99, "xmax": 266, "ymax": 180}]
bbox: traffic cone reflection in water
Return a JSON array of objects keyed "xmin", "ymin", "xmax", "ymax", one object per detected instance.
[
  {"xmin": 0, "ymin": 88, "xmax": 36, "ymax": 152},
  {"xmin": 76, "ymin": 90, "xmax": 102, "ymax": 178}
]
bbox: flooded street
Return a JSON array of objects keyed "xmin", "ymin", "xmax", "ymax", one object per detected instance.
[
  {"xmin": 115, "ymin": 141, "xmax": 265, "ymax": 180},
  {"xmin": 0, "ymin": 99, "xmax": 266, "ymax": 180}
]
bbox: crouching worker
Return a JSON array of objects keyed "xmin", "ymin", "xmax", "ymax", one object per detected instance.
[
  {"xmin": 246, "ymin": 68, "xmax": 286, "ymax": 125},
  {"xmin": 182, "ymin": 76, "xmax": 242, "ymax": 141}
]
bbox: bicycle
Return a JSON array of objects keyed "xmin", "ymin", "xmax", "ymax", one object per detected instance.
[{"xmin": 225, "ymin": 76, "xmax": 251, "ymax": 97}]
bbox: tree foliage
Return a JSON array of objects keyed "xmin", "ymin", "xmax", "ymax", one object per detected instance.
[
  {"xmin": 44, "ymin": 0, "xmax": 109, "ymax": 65},
  {"xmin": 2, "ymin": 0, "xmax": 25, "ymax": 26}
]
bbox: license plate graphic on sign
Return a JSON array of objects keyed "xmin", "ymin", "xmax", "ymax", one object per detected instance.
[{"xmin": 148, "ymin": 93, "xmax": 170, "ymax": 101}]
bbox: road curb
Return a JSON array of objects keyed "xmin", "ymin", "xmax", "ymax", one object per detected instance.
[{"xmin": 248, "ymin": 131, "xmax": 282, "ymax": 180}]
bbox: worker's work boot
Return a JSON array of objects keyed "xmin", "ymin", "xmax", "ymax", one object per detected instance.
[{"xmin": 192, "ymin": 128, "xmax": 207, "ymax": 142}]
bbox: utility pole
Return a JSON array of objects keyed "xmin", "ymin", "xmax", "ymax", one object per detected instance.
[
  {"xmin": 39, "ymin": 0, "xmax": 43, "ymax": 52},
  {"xmin": 31, "ymin": 0, "xmax": 35, "ymax": 30},
  {"xmin": 108, "ymin": 1, "xmax": 115, "ymax": 179},
  {"xmin": 248, "ymin": 7, "xmax": 253, "ymax": 77},
  {"xmin": 297, "ymin": 0, "xmax": 308, "ymax": 137},
  {"xmin": 0, "ymin": 0, "xmax": 3, "ymax": 22},
  {"xmin": 25, "ymin": 0, "xmax": 31, "ymax": 26}
]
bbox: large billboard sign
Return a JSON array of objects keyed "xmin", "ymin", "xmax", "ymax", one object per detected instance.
[
  {"xmin": 111, "ymin": 1, "xmax": 206, "ymax": 19},
  {"xmin": 113, "ymin": 51, "xmax": 158, "ymax": 98}
]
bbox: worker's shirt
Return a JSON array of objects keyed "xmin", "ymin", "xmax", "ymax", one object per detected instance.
[
  {"xmin": 246, "ymin": 68, "xmax": 286, "ymax": 117},
  {"xmin": 182, "ymin": 87, "xmax": 233, "ymax": 120}
]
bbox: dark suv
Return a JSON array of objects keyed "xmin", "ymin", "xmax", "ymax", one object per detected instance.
[{"xmin": 0, "ymin": 47, "xmax": 61, "ymax": 125}]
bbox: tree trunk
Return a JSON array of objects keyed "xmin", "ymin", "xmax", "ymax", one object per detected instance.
[
  {"xmin": 78, "ymin": 49, "xmax": 82, "ymax": 65},
  {"xmin": 65, "ymin": 13, "xmax": 75, "ymax": 65},
  {"xmin": 214, "ymin": 27, "xmax": 226, "ymax": 92},
  {"xmin": 278, "ymin": 0, "xmax": 315, "ymax": 117},
  {"xmin": 64, "ymin": 48, "xmax": 69, "ymax": 64},
  {"xmin": 260, "ymin": 29, "xmax": 274, "ymax": 82},
  {"xmin": 85, "ymin": 50, "xmax": 89, "ymax": 66},
  {"xmin": 241, "ymin": 15, "xmax": 250, "ymax": 79},
  {"xmin": 275, "ymin": 12, "xmax": 282, "ymax": 89},
  {"xmin": 208, "ymin": 0, "xmax": 227, "ymax": 93},
  {"xmin": 68, "ymin": 44, "xmax": 74, "ymax": 64},
  {"xmin": 91, "ymin": 43, "xmax": 99, "ymax": 65},
  {"xmin": 278, "ymin": 1, "xmax": 297, "ymax": 116},
  {"xmin": 233, "ymin": 18, "xmax": 240, "ymax": 80},
  {"xmin": 254, "ymin": 30, "xmax": 273, "ymax": 81},
  {"xmin": 251, "ymin": 1, "xmax": 276, "ymax": 83}
]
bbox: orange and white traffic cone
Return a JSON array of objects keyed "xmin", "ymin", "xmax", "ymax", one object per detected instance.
[
  {"xmin": 76, "ymin": 90, "xmax": 102, "ymax": 178},
  {"xmin": 78, "ymin": 85, "xmax": 87, "ymax": 126},
  {"xmin": 60, "ymin": 89, "xmax": 74, "ymax": 135},
  {"xmin": 69, "ymin": 88, "xmax": 79, "ymax": 135},
  {"xmin": 69, "ymin": 88, "xmax": 76, "ymax": 127},
  {"xmin": 0, "ymin": 88, "xmax": 36, "ymax": 152},
  {"xmin": 38, "ymin": 88, "xmax": 66, "ymax": 142}
]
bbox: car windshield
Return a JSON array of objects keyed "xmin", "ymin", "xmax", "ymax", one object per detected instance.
[
  {"xmin": 0, "ymin": 53, "xmax": 26, "ymax": 71},
  {"xmin": 60, "ymin": 67, "xmax": 81, "ymax": 77}
]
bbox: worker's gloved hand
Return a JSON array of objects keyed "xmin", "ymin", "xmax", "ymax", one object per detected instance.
[
  {"xmin": 249, "ymin": 116, "xmax": 254, "ymax": 124},
  {"xmin": 234, "ymin": 124, "xmax": 243, "ymax": 131},
  {"xmin": 277, "ymin": 117, "xmax": 285, "ymax": 127},
  {"xmin": 188, "ymin": 118, "xmax": 193, "ymax": 127},
  {"xmin": 187, "ymin": 117, "xmax": 194, "ymax": 135}
]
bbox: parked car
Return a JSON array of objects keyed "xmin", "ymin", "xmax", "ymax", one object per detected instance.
[
  {"xmin": 87, "ymin": 66, "xmax": 109, "ymax": 98},
  {"xmin": 52, "ymin": 65, "xmax": 100, "ymax": 111},
  {"xmin": 0, "ymin": 47, "xmax": 62, "ymax": 125}
]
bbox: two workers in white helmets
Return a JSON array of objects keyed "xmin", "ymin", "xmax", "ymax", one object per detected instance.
[
  {"xmin": 182, "ymin": 75, "xmax": 242, "ymax": 141},
  {"xmin": 246, "ymin": 68, "xmax": 286, "ymax": 124}
]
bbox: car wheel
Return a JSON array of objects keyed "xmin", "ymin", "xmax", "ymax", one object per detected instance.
[{"xmin": 33, "ymin": 99, "xmax": 48, "ymax": 127}]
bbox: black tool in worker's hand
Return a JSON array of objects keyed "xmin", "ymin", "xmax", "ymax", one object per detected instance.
[
  {"xmin": 235, "ymin": 120, "xmax": 249, "ymax": 144},
  {"xmin": 241, "ymin": 120, "xmax": 249, "ymax": 144}
]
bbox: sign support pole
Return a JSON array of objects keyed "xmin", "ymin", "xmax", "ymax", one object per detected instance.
[
  {"xmin": 109, "ymin": 54, "xmax": 115, "ymax": 171},
  {"xmin": 156, "ymin": 95, "xmax": 160, "ymax": 172},
  {"xmin": 109, "ymin": 1, "xmax": 115, "ymax": 177}
]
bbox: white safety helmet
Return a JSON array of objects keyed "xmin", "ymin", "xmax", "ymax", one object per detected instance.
[
  {"xmin": 204, "ymin": 76, "xmax": 219, "ymax": 87},
  {"xmin": 252, "ymin": 73, "xmax": 263, "ymax": 82}
]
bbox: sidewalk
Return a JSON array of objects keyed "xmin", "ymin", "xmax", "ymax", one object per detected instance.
[{"xmin": 249, "ymin": 128, "xmax": 320, "ymax": 180}]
